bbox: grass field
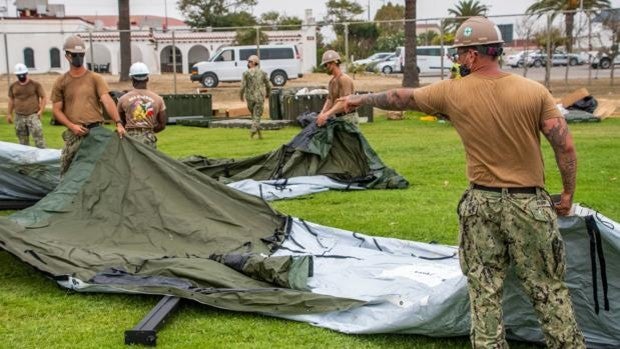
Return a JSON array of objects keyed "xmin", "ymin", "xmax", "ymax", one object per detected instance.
[{"xmin": 1, "ymin": 112, "xmax": 619, "ymax": 348}]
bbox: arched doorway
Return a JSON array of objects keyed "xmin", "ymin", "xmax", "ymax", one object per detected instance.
[
  {"xmin": 188, "ymin": 45, "xmax": 209, "ymax": 71},
  {"xmin": 159, "ymin": 45, "xmax": 182, "ymax": 73},
  {"xmin": 87, "ymin": 44, "xmax": 112, "ymax": 73}
]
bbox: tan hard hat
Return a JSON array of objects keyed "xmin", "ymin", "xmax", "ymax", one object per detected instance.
[
  {"xmin": 453, "ymin": 17, "xmax": 504, "ymax": 48},
  {"xmin": 321, "ymin": 50, "xmax": 341, "ymax": 66},
  {"xmin": 63, "ymin": 35, "xmax": 87, "ymax": 53},
  {"xmin": 248, "ymin": 55, "xmax": 259, "ymax": 64}
]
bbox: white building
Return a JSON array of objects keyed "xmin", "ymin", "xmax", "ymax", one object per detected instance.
[{"xmin": 0, "ymin": 13, "xmax": 318, "ymax": 76}]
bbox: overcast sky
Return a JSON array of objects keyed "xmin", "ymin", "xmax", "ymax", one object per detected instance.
[{"xmin": 5, "ymin": 0, "xmax": 620, "ymax": 23}]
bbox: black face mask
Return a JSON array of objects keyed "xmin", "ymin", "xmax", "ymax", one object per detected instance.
[
  {"xmin": 459, "ymin": 64, "xmax": 471, "ymax": 77},
  {"xmin": 71, "ymin": 55, "xmax": 84, "ymax": 68},
  {"xmin": 17, "ymin": 74, "xmax": 27, "ymax": 82},
  {"xmin": 247, "ymin": 63, "xmax": 252, "ymax": 69}
]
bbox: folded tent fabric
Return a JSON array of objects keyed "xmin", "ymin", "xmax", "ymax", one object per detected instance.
[{"xmin": 0, "ymin": 127, "xmax": 363, "ymax": 314}]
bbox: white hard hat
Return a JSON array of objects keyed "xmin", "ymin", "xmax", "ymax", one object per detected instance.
[
  {"xmin": 14, "ymin": 63, "xmax": 28, "ymax": 75},
  {"xmin": 129, "ymin": 62, "xmax": 150, "ymax": 80}
]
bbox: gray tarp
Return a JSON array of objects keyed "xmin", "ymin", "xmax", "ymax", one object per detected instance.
[
  {"xmin": 272, "ymin": 207, "xmax": 620, "ymax": 348},
  {"xmin": 0, "ymin": 141, "xmax": 60, "ymax": 207},
  {"xmin": 1, "ymin": 129, "xmax": 619, "ymax": 347}
]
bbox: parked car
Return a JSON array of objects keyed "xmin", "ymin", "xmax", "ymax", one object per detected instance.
[
  {"xmin": 505, "ymin": 50, "xmax": 539, "ymax": 68},
  {"xmin": 190, "ymin": 44, "xmax": 302, "ymax": 88},
  {"xmin": 591, "ymin": 53, "xmax": 620, "ymax": 69},
  {"xmin": 365, "ymin": 53, "xmax": 396, "ymax": 72},
  {"xmin": 353, "ymin": 52, "xmax": 393, "ymax": 66},
  {"xmin": 525, "ymin": 50, "xmax": 586, "ymax": 67},
  {"xmin": 375, "ymin": 56, "xmax": 401, "ymax": 74},
  {"xmin": 395, "ymin": 45, "xmax": 453, "ymax": 75}
]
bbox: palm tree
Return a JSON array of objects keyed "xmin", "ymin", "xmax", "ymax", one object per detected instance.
[
  {"xmin": 118, "ymin": 0, "xmax": 131, "ymax": 81},
  {"xmin": 403, "ymin": 0, "xmax": 419, "ymax": 87},
  {"xmin": 526, "ymin": 0, "xmax": 611, "ymax": 53},
  {"xmin": 446, "ymin": 0, "xmax": 489, "ymax": 31}
]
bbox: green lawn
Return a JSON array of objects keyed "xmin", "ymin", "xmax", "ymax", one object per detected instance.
[{"xmin": 1, "ymin": 112, "xmax": 618, "ymax": 348}]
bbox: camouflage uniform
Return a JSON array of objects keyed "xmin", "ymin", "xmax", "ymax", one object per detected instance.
[
  {"xmin": 14, "ymin": 113, "xmax": 46, "ymax": 148},
  {"xmin": 240, "ymin": 67, "xmax": 271, "ymax": 134},
  {"xmin": 458, "ymin": 187, "xmax": 586, "ymax": 349},
  {"xmin": 127, "ymin": 129, "xmax": 157, "ymax": 149},
  {"xmin": 60, "ymin": 129, "xmax": 87, "ymax": 175}
]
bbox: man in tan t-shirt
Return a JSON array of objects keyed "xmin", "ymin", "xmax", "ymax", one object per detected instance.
[
  {"xmin": 320, "ymin": 17, "xmax": 585, "ymax": 349},
  {"xmin": 316, "ymin": 50, "xmax": 357, "ymax": 126},
  {"xmin": 117, "ymin": 62, "xmax": 166, "ymax": 148},
  {"xmin": 51, "ymin": 35, "xmax": 126, "ymax": 175},
  {"xmin": 7, "ymin": 63, "xmax": 47, "ymax": 148}
]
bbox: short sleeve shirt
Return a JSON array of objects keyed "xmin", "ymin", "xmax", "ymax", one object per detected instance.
[
  {"xmin": 9, "ymin": 80, "xmax": 45, "ymax": 115},
  {"xmin": 413, "ymin": 72, "xmax": 561, "ymax": 188},
  {"xmin": 117, "ymin": 89, "xmax": 166, "ymax": 129},
  {"xmin": 50, "ymin": 70, "xmax": 110, "ymax": 124}
]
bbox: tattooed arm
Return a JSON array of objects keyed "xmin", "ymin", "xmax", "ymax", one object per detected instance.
[
  {"xmin": 541, "ymin": 117, "xmax": 577, "ymax": 216},
  {"xmin": 316, "ymin": 89, "xmax": 418, "ymax": 126}
]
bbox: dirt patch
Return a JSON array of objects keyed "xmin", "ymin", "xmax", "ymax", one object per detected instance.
[{"xmin": 0, "ymin": 72, "xmax": 618, "ymax": 114}]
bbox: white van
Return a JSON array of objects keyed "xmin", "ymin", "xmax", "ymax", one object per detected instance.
[
  {"xmin": 190, "ymin": 44, "xmax": 303, "ymax": 88},
  {"xmin": 395, "ymin": 45, "xmax": 455, "ymax": 75}
]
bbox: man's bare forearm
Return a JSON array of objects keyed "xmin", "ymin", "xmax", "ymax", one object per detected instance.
[
  {"xmin": 543, "ymin": 119, "xmax": 577, "ymax": 197},
  {"xmin": 358, "ymin": 89, "xmax": 417, "ymax": 111}
]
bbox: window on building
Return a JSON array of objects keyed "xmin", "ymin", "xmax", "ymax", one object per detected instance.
[
  {"xmin": 24, "ymin": 48, "xmax": 35, "ymax": 68},
  {"xmin": 50, "ymin": 48, "xmax": 61, "ymax": 68}
]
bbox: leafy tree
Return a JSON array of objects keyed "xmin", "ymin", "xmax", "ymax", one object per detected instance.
[
  {"xmin": 325, "ymin": 0, "xmax": 364, "ymax": 35},
  {"xmin": 403, "ymin": 0, "xmax": 419, "ymax": 87},
  {"xmin": 375, "ymin": 31, "xmax": 405, "ymax": 52},
  {"xmin": 374, "ymin": 2, "xmax": 405, "ymax": 36},
  {"xmin": 446, "ymin": 0, "xmax": 489, "ymax": 32},
  {"xmin": 259, "ymin": 11, "xmax": 302, "ymax": 30},
  {"xmin": 417, "ymin": 31, "xmax": 438, "ymax": 45},
  {"xmin": 526, "ymin": 0, "xmax": 611, "ymax": 52},
  {"xmin": 234, "ymin": 28, "xmax": 269, "ymax": 45},
  {"xmin": 533, "ymin": 26, "xmax": 567, "ymax": 51},
  {"xmin": 178, "ymin": 0, "xmax": 257, "ymax": 28},
  {"xmin": 348, "ymin": 22, "xmax": 380, "ymax": 60}
]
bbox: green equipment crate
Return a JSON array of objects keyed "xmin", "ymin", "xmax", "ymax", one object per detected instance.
[
  {"xmin": 269, "ymin": 88, "xmax": 283, "ymax": 120},
  {"xmin": 161, "ymin": 94, "xmax": 212, "ymax": 124},
  {"xmin": 280, "ymin": 91, "xmax": 373, "ymax": 123}
]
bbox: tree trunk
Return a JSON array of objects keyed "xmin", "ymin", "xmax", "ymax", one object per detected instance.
[
  {"xmin": 118, "ymin": 0, "xmax": 131, "ymax": 82},
  {"xmin": 403, "ymin": 0, "xmax": 419, "ymax": 87},
  {"xmin": 565, "ymin": 12, "xmax": 574, "ymax": 53}
]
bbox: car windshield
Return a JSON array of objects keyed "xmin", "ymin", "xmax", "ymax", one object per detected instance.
[{"xmin": 209, "ymin": 49, "xmax": 223, "ymax": 62}]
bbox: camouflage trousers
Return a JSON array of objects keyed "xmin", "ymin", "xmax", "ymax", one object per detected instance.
[
  {"xmin": 247, "ymin": 98, "xmax": 264, "ymax": 132},
  {"xmin": 336, "ymin": 111, "xmax": 359, "ymax": 125},
  {"xmin": 127, "ymin": 129, "xmax": 157, "ymax": 149},
  {"xmin": 15, "ymin": 113, "xmax": 46, "ymax": 148},
  {"xmin": 60, "ymin": 129, "xmax": 87, "ymax": 176},
  {"xmin": 457, "ymin": 186, "xmax": 585, "ymax": 349}
]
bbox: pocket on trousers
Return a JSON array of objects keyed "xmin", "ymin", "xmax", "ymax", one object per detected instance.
[{"xmin": 526, "ymin": 197, "xmax": 554, "ymax": 222}]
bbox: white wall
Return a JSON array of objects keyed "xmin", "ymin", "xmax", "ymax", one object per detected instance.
[
  {"xmin": 0, "ymin": 19, "xmax": 92, "ymax": 74},
  {"xmin": 0, "ymin": 19, "xmax": 318, "ymax": 76}
]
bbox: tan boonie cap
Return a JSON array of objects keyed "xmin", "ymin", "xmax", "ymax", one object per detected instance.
[
  {"xmin": 63, "ymin": 35, "xmax": 87, "ymax": 53},
  {"xmin": 248, "ymin": 55, "xmax": 259, "ymax": 64},
  {"xmin": 453, "ymin": 16, "xmax": 504, "ymax": 48},
  {"xmin": 321, "ymin": 50, "xmax": 341, "ymax": 66}
]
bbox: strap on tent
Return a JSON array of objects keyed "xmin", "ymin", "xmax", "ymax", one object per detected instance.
[{"xmin": 586, "ymin": 215, "xmax": 610, "ymax": 312}]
